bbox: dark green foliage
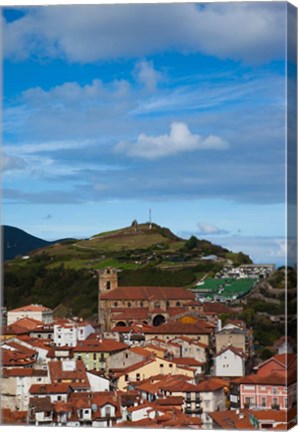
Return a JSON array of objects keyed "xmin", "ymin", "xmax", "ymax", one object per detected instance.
[
  {"xmin": 119, "ymin": 266, "xmax": 196, "ymax": 287},
  {"xmin": 269, "ymin": 267, "xmax": 297, "ymax": 289},
  {"xmin": 4, "ymin": 262, "xmax": 98, "ymax": 318},
  {"xmin": 259, "ymin": 347, "xmax": 275, "ymax": 360},
  {"xmin": 184, "ymin": 236, "xmax": 199, "ymax": 250}
]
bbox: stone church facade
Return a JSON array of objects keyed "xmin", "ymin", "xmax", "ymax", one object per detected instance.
[{"xmin": 98, "ymin": 267, "xmax": 202, "ymax": 331}]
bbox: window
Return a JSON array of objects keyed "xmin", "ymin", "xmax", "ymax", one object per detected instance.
[
  {"xmin": 105, "ymin": 406, "xmax": 111, "ymax": 417},
  {"xmin": 169, "ymin": 364, "xmax": 173, "ymax": 368},
  {"xmin": 284, "ymin": 398, "xmax": 288, "ymax": 408},
  {"xmin": 136, "ymin": 373, "xmax": 140, "ymax": 381},
  {"xmin": 106, "ymin": 281, "xmax": 111, "ymax": 290},
  {"xmin": 93, "ymin": 353, "xmax": 97, "ymax": 360},
  {"xmin": 176, "ymin": 301, "xmax": 181, "ymax": 307},
  {"xmin": 261, "ymin": 397, "xmax": 266, "ymax": 407},
  {"xmin": 140, "ymin": 302, "xmax": 143, "ymax": 307},
  {"xmin": 272, "ymin": 387, "xmax": 278, "ymax": 395},
  {"xmin": 84, "ymin": 409, "xmax": 89, "ymax": 414},
  {"xmin": 273, "ymin": 398, "xmax": 278, "ymax": 406},
  {"xmin": 125, "ymin": 375, "xmax": 129, "ymax": 382},
  {"xmin": 128, "ymin": 302, "xmax": 131, "ymax": 307},
  {"xmin": 57, "ymin": 396, "xmax": 62, "ymax": 401},
  {"xmin": 160, "ymin": 364, "xmax": 164, "ymax": 368},
  {"xmin": 114, "ymin": 302, "xmax": 118, "ymax": 307}
]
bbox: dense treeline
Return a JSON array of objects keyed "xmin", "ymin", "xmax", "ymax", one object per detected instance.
[
  {"xmin": 119, "ymin": 266, "xmax": 196, "ymax": 287},
  {"xmin": 4, "ymin": 262, "xmax": 98, "ymax": 318}
]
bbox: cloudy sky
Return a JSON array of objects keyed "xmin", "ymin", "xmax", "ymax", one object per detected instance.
[{"xmin": 2, "ymin": 3, "xmax": 290, "ymax": 265}]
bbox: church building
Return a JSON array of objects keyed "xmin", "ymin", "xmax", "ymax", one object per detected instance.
[{"xmin": 98, "ymin": 267, "xmax": 202, "ymax": 331}]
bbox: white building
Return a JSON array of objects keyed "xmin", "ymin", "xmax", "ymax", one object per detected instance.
[
  {"xmin": 53, "ymin": 321, "xmax": 95, "ymax": 347},
  {"xmin": 86, "ymin": 371, "xmax": 110, "ymax": 392},
  {"xmin": 213, "ymin": 346, "xmax": 247, "ymax": 377},
  {"xmin": 7, "ymin": 304, "xmax": 53, "ymax": 326}
]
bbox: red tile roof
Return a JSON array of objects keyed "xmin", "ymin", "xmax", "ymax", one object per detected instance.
[
  {"xmin": 1, "ymin": 348, "xmax": 36, "ymax": 367},
  {"xmin": 53, "ymin": 401, "xmax": 73, "ymax": 413},
  {"xmin": 196, "ymin": 377, "xmax": 227, "ymax": 392},
  {"xmin": 202, "ymin": 302, "xmax": 236, "ymax": 314},
  {"xmin": 73, "ymin": 338, "xmax": 128, "ymax": 353},
  {"xmin": 233, "ymin": 369, "xmax": 296, "ymax": 386},
  {"xmin": 258, "ymin": 353, "xmax": 297, "ymax": 371},
  {"xmin": 2, "ymin": 368, "xmax": 48, "ymax": 378},
  {"xmin": 208, "ymin": 409, "xmax": 251, "ymax": 429},
  {"xmin": 172, "ymin": 357, "xmax": 204, "ymax": 367},
  {"xmin": 3, "ymin": 342, "xmax": 38, "ymax": 357},
  {"xmin": 11, "ymin": 317, "xmax": 45, "ymax": 330},
  {"xmin": 30, "ymin": 383, "xmax": 70, "ymax": 395},
  {"xmin": 154, "ymin": 396, "xmax": 184, "ymax": 406},
  {"xmin": 9, "ymin": 304, "xmax": 52, "ymax": 313},
  {"xmin": 48, "ymin": 360, "xmax": 89, "ymax": 387},
  {"xmin": 101, "ymin": 286, "xmax": 195, "ymax": 301},
  {"xmin": 111, "ymin": 308, "xmax": 148, "ymax": 320}
]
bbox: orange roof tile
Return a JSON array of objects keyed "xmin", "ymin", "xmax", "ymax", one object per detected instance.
[
  {"xmin": 9, "ymin": 304, "xmax": 52, "ymax": 313},
  {"xmin": 101, "ymin": 286, "xmax": 195, "ymax": 301},
  {"xmin": 73, "ymin": 338, "xmax": 128, "ymax": 353},
  {"xmin": 30, "ymin": 383, "xmax": 70, "ymax": 394}
]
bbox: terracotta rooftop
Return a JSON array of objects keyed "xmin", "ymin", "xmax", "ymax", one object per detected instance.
[
  {"xmin": 233, "ymin": 369, "xmax": 296, "ymax": 386},
  {"xmin": 202, "ymin": 302, "xmax": 236, "ymax": 314},
  {"xmin": 2, "ymin": 367, "xmax": 48, "ymax": 378},
  {"xmin": 196, "ymin": 377, "xmax": 227, "ymax": 392},
  {"xmin": 9, "ymin": 304, "xmax": 52, "ymax": 313},
  {"xmin": 53, "ymin": 401, "xmax": 73, "ymax": 413},
  {"xmin": 49, "ymin": 360, "xmax": 90, "ymax": 387},
  {"xmin": 172, "ymin": 357, "xmax": 204, "ymax": 367},
  {"xmin": 258, "ymin": 353, "xmax": 297, "ymax": 371},
  {"xmin": 129, "ymin": 346, "xmax": 155, "ymax": 358},
  {"xmin": 101, "ymin": 286, "xmax": 195, "ymax": 301},
  {"xmin": 3, "ymin": 341, "xmax": 38, "ymax": 358},
  {"xmin": 30, "ymin": 383, "xmax": 70, "ymax": 395},
  {"xmin": 10, "ymin": 317, "xmax": 45, "ymax": 330},
  {"xmin": 1, "ymin": 408, "xmax": 27, "ymax": 424},
  {"xmin": 29, "ymin": 396, "xmax": 53, "ymax": 413},
  {"xmin": 73, "ymin": 338, "xmax": 128, "ymax": 353},
  {"xmin": 1, "ymin": 348, "xmax": 36, "ymax": 367},
  {"xmin": 111, "ymin": 308, "xmax": 148, "ymax": 320},
  {"xmin": 208, "ymin": 409, "xmax": 252, "ymax": 429},
  {"xmin": 154, "ymin": 396, "xmax": 184, "ymax": 406}
]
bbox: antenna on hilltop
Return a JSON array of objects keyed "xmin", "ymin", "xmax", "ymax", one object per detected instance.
[{"xmin": 149, "ymin": 209, "xmax": 152, "ymax": 229}]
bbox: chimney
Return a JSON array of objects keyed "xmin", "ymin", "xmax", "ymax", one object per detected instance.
[{"xmin": 217, "ymin": 319, "xmax": 222, "ymax": 332}]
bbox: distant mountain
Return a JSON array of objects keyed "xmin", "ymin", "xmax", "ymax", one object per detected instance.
[{"xmin": 2, "ymin": 225, "xmax": 71, "ymax": 261}]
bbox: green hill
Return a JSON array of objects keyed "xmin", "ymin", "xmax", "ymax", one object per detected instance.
[{"xmin": 3, "ymin": 222, "xmax": 253, "ymax": 318}]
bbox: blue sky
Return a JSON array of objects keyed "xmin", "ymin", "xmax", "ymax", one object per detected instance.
[{"xmin": 2, "ymin": 3, "xmax": 290, "ymax": 265}]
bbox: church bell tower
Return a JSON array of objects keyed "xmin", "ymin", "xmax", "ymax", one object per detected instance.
[{"xmin": 98, "ymin": 267, "xmax": 118, "ymax": 328}]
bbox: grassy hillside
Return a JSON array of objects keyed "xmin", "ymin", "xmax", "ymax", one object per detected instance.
[{"xmin": 3, "ymin": 222, "xmax": 253, "ymax": 318}]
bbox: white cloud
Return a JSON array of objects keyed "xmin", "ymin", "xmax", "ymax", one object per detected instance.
[
  {"xmin": 134, "ymin": 60, "xmax": 163, "ymax": 92},
  {"xmin": 1, "ymin": 153, "xmax": 26, "ymax": 172},
  {"xmin": 197, "ymin": 222, "xmax": 229, "ymax": 235},
  {"xmin": 114, "ymin": 122, "xmax": 228, "ymax": 159},
  {"xmin": 3, "ymin": 3, "xmax": 285, "ymax": 64}
]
